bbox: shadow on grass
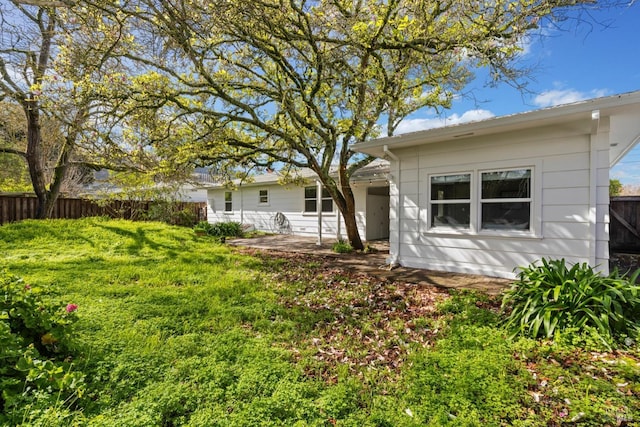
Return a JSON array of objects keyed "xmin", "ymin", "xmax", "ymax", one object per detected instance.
[{"xmin": 96, "ymin": 223, "xmax": 178, "ymax": 255}]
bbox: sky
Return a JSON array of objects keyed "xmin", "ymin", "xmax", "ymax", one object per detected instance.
[{"xmin": 395, "ymin": 2, "xmax": 640, "ymax": 188}]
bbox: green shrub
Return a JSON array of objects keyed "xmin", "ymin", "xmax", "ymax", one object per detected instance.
[
  {"xmin": 0, "ymin": 271, "xmax": 85, "ymax": 423},
  {"xmin": 209, "ymin": 221, "xmax": 243, "ymax": 238},
  {"xmin": 147, "ymin": 202, "xmax": 199, "ymax": 226},
  {"xmin": 332, "ymin": 240, "xmax": 353, "ymax": 254},
  {"xmin": 502, "ymin": 258, "xmax": 640, "ymax": 346},
  {"xmin": 193, "ymin": 220, "xmax": 214, "ymax": 235}
]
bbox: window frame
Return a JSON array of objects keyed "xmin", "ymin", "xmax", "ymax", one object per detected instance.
[
  {"xmin": 258, "ymin": 189, "xmax": 269, "ymax": 205},
  {"xmin": 425, "ymin": 164, "xmax": 539, "ymax": 237},
  {"xmin": 479, "ymin": 168, "xmax": 532, "ymax": 232},
  {"xmin": 303, "ymin": 185, "xmax": 333, "ymax": 214},
  {"xmin": 429, "ymin": 172, "xmax": 472, "ymax": 231},
  {"xmin": 224, "ymin": 191, "xmax": 233, "ymax": 213}
]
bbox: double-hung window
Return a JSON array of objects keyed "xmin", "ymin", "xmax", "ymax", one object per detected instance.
[
  {"xmin": 430, "ymin": 174, "xmax": 471, "ymax": 229},
  {"xmin": 224, "ymin": 191, "xmax": 233, "ymax": 212},
  {"xmin": 259, "ymin": 189, "xmax": 269, "ymax": 205},
  {"xmin": 480, "ymin": 169, "xmax": 531, "ymax": 231},
  {"xmin": 304, "ymin": 186, "xmax": 333, "ymax": 213}
]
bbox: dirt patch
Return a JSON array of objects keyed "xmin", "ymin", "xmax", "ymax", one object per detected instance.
[{"xmin": 610, "ymin": 252, "xmax": 640, "ymax": 278}]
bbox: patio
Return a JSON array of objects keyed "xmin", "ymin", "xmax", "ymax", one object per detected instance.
[{"xmin": 226, "ymin": 235, "xmax": 511, "ymax": 295}]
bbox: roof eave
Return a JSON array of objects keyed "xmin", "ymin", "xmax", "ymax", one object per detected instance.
[{"xmin": 354, "ymin": 91, "xmax": 640, "ymax": 158}]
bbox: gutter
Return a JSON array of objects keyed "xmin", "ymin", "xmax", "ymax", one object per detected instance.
[{"xmin": 383, "ymin": 145, "xmax": 400, "ymax": 266}]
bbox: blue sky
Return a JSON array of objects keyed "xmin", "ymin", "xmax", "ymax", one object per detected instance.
[{"xmin": 396, "ymin": 2, "xmax": 640, "ymax": 188}]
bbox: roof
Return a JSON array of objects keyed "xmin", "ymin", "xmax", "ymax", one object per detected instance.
[
  {"xmin": 203, "ymin": 158, "xmax": 390, "ymax": 189},
  {"xmin": 353, "ymin": 90, "xmax": 640, "ymax": 166}
]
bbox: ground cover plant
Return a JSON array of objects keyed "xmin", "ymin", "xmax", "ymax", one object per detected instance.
[{"xmin": 0, "ymin": 218, "xmax": 638, "ymax": 426}]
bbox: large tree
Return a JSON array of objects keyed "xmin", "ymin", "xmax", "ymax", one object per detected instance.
[
  {"xmin": 0, "ymin": 0, "xmax": 141, "ymax": 217},
  {"xmin": 91, "ymin": 0, "xmax": 590, "ymax": 248}
]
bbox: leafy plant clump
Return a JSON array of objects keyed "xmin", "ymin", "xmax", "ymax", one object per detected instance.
[
  {"xmin": 193, "ymin": 220, "xmax": 214, "ymax": 235},
  {"xmin": 0, "ymin": 271, "xmax": 85, "ymax": 423},
  {"xmin": 502, "ymin": 258, "xmax": 640, "ymax": 347},
  {"xmin": 332, "ymin": 240, "xmax": 353, "ymax": 254},
  {"xmin": 195, "ymin": 221, "xmax": 244, "ymax": 238}
]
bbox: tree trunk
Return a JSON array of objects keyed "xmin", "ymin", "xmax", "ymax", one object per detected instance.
[
  {"xmin": 335, "ymin": 173, "xmax": 364, "ymax": 251},
  {"xmin": 25, "ymin": 103, "xmax": 51, "ymax": 219},
  {"xmin": 343, "ymin": 206, "xmax": 364, "ymax": 250}
]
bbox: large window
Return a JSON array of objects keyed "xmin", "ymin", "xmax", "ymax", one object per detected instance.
[
  {"xmin": 430, "ymin": 174, "xmax": 471, "ymax": 229},
  {"xmin": 224, "ymin": 191, "xmax": 232, "ymax": 212},
  {"xmin": 428, "ymin": 167, "xmax": 533, "ymax": 233},
  {"xmin": 304, "ymin": 186, "xmax": 333, "ymax": 213},
  {"xmin": 480, "ymin": 169, "xmax": 531, "ymax": 230}
]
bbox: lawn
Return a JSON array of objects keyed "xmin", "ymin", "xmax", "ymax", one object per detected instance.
[{"xmin": 1, "ymin": 218, "xmax": 639, "ymax": 426}]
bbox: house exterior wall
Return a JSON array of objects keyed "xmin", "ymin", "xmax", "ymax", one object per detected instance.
[
  {"xmin": 206, "ymin": 182, "xmax": 378, "ymax": 240},
  {"xmin": 388, "ymin": 119, "xmax": 611, "ymax": 279}
]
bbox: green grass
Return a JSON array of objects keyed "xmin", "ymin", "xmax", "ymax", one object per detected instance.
[{"xmin": 1, "ymin": 218, "xmax": 639, "ymax": 426}]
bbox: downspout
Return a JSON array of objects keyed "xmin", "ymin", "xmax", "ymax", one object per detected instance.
[
  {"xmin": 240, "ymin": 186, "xmax": 244, "ymax": 225},
  {"xmin": 316, "ymin": 179, "xmax": 323, "ymax": 246},
  {"xmin": 588, "ymin": 110, "xmax": 599, "ymax": 269},
  {"xmin": 383, "ymin": 145, "xmax": 400, "ymax": 266}
]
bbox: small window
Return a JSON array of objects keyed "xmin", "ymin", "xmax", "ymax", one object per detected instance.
[
  {"xmin": 480, "ymin": 169, "xmax": 531, "ymax": 231},
  {"xmin": 304, "ymin": 186, "xmax": 333, "ymax": 213},
  {"xmin": 224, "ymin": 191, "xmax": 232, "ymax": 212},
  {"xmin": 430, "ymin": 174, "xmax": 471, "ymax": 229},
  {"xmin": 259, "ymin": 189, "xmax": 269, "ymax": 204}
]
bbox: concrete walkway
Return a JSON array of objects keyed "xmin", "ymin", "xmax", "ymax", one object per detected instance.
[{"xmin": 227, "ymin": 235, "xmax": 511, "ymax": 295}]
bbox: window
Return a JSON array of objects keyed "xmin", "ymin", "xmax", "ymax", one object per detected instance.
[
  {"xmin": 304, "ymin": 186, "xmax": 333, "ymax": 213},
  {"xmin": 430, "ymin": 174, "xmax": 471, "ymax": 229},
  {"xmin": 427, "ymin": 167, "xmax": 534, "ymax": 233},
  {"xmin": 259, "ymin": 189, "xmax": 269, "ymax": 204},
  {"xmin": 480, "ymin": 169, "xmax": 531, "ymax": 231},
  {"xmin": 224, "ymin": 191, "xmax": 232, "ymax": 212}
]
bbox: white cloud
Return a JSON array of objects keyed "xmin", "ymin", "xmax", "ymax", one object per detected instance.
[
  {"xmin": 516, "ymin": 35, "xmax": 533, "ymax": 57},
  {"xmin": 611, "ymin": 165, "xmax": 640, "ymax": 187},
  {"xmin": 533, "ymin": 88, "xmax": 609, "ymax": 108},
  {"xmin": 394, "ymin": 109, "xmax": 495, "ymax": 135}
]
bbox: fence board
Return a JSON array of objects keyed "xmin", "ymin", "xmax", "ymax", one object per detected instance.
[
  {"xmin": 610, "ymin": 196, "xmax": 640, "ymax": 253},
  {"xmin": 0, "ymin": 194, "xmax": 206, "ymax": 226}
]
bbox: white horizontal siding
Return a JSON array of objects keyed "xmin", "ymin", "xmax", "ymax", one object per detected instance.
[
  {"xmin": 542, "ymin": 221, "xmax": 590, "ymax": 239},
  {"xmin": 542, "ymin": 205, "xmax": 589, "ymax": 223},
  {"xmin": 543, "ymin": 187, "xmax": 589, "ymax": 206},
  {"xmin": 543, "ymin": 170, "xmax": 589, "ymax": 188},
  {"xmin": 207, "ymin": 182, "xmax": 371, "ymax": 240},
  {"xmin": 543, "ymin": 153, "xmax": 590, "ymax": 172},
  {"xmin": 414, "ymin": 125, "xmax": 590, "ymax": 167},
  {"xmin": 389, "ymin": 123, "xmax": 607, "ymax": 279}
]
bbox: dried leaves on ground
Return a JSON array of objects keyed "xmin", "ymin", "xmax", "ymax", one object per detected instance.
[{"xmin": 238, "ymin": 249, "xmax": 465, "ymax": 381}]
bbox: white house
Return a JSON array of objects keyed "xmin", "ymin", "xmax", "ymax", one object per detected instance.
[
  {"xmin": 205, "ymin": 160, "xmax": 390, "ymax": 241},
  {"xmin": 353, "ymin": 91, "xmax": 640, "ymax": 279}
]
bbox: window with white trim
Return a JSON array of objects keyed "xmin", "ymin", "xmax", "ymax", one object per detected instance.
[
  {"xmin": 224, "ymin": 191, "xmax": 232, "ymax": 212},
  {"xmin": 430, "ymin": 173, "xmax": 471, "ymax": 229},
  {"xmin": 428, "ymin": 167, "xmax": 534, "ymax": 233},
  {"xmin": 304, "ymin": 186, "xmax": 333, "ymax": 213},
  {"xmin": 259, "ymin": 189, "xmax": 269, "ymax": 204},
  {"xmin": 480, "ymin": 168, "xmax": 531, "ymax": 231}
]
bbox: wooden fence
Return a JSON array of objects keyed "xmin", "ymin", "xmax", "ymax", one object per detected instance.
[
  {"xmin": 610, "ymin": 196, "xmax": 640, "ymax": 253},
  {"xmin": 0, "ymin": 194, "xmax": 207, "ymax": 226}
]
